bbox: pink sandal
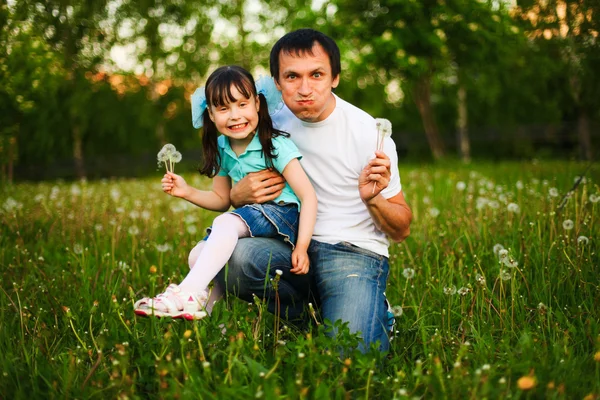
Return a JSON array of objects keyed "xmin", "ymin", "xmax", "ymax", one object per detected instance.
[{"xmin": 134, "ymin": 284, "xmax": 208, "ymax": 320}]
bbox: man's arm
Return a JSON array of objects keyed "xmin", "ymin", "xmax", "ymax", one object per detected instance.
[
  {"xmin": 364, "ymin": 191, "xmax": 412, "ymax": 242},
  {"xmin": 229, "ymin": 169, "xmax": 286, "ymax": 208},
  {"xmin": 359, "ymin": 150, "xmax": 412, "ymax": 242}
]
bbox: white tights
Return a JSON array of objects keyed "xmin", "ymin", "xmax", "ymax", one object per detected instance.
[{"xmin": 179, "ymin": 213, "xmax": 249, "ymax": 298}]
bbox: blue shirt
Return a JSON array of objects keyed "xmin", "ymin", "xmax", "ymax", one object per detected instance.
[{"xmin": 216, "ymin": 133, "xmax": 302, "ymax": 206}]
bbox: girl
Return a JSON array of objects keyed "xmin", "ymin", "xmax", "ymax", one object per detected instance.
[{"xmin": 134, "ymin": 65, "xmax": 317, "ymax": 319}]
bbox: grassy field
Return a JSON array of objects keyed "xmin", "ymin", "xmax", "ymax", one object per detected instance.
[{"xmin": 1, "ymin": 160, "xmax": 599, "ymax": 399}]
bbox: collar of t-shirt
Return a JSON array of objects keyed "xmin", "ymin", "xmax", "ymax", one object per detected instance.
[{"xmin": 217, "ymin": 131, "xmax": 261, "ymax": 159}]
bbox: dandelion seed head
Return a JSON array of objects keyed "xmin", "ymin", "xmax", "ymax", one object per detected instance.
[
  {"xmin": 456, "ymin": 181, "xmax": 466, "ymax": 191},
  {"xmin": 577, "ymin": 236, "xmax": 589, "ymax": 245},
  {"xmin": 562, "ymin": 219, "xmax": 574, "ymax": 230},
  {"xmin": 391, "ymin": 305, "xmax": 403, "ymax": 317},
  {"xmin": 73, "ymin": 244, "xmax": 83, "ymax": 255},
  {"xmin": 402, "ymin": 268, "xmax": 415, "ymax": 279},
  {"xmin": 516, "ymin": 181, "xmax": 524, "ymax": 190},
  {"xmin": 589, "ymin": 194, "xmax": 599, "ymax": 203},
  {"xmin": 507, "ymin": 203, "xmax": 520, "ymax": 213},
  {"xmin": 498, "ymin": 249, "xmax": 509, "ymax": 260},
  {"xmin": 457, "ymin": 287, "xmax": 470, "ymax": 296},
  {"xmin": 476, "ymin": 273, "xmax": 486, "ymax": 285},
  {"xmin": 493, "ymin": 244, "xmax": 504, "ymax": 255},
  {"xmin": 443, "ymin": 286, "xmax": 457, "ymax": 295},
  {"xmin": 128, "ymin": 226, "xmax": 140, "ymax": 236},
  {"xmin": 549, "ymin": 188, "xmax": 559, "ymax": 197},
  {"xmin": 503, "ymin": 257, "xmax": 519, "ymax": 268},
  {"xmin": 429, "ymin": 207, "xmax": 440, "ymax": 218},
  {"xmin": 500, "ymin": 270, "xmax": 511, "ymax": 281},
  {"xmin": 171, "ymin": 151, "xmax": 182, "ymax": 163}
]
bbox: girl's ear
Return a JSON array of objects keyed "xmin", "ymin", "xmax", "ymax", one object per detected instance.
[
  {"xmin": 207, "ymin": 108, "xmax": 215, "ymax": 122},
  {"xmin": 255, "ymin": 94, "xmax": 260, "ymax": 113}
]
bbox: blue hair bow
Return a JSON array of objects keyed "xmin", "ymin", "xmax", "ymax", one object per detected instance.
[{"xmin": 191, "ymin": 76, "xmax": 283, "ymax": 129}]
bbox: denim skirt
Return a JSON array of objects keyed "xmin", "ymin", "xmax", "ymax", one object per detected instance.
[{"xmin": 207, "ymin": 202, "xmax": 299, "ymax": 249}]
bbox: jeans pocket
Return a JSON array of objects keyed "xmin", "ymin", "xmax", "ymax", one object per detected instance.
[{"xmin": 336, "ymin": 241, "xmax": 385, "ymax": 261}]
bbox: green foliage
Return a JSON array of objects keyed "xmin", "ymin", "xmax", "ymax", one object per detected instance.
[{"xmin": 0, "ymin": 161, "xmax": 599, "ymax": 398}]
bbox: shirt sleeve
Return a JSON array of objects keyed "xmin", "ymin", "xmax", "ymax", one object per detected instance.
[
  {"xmin": 216, "ymin": 145, "xmax": 229, "ymax": 177},
  {"xmin": 380, "ymin": 136, "xmax": 402, "ymax": 199},
  {"xmin": 271, "ymin": 136, "xmax": 302, "ymax": 173}
]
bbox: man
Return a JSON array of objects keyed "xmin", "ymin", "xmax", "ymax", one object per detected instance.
[{"xmin": 215, "ymin": 29, "xmax": 412, "ymax": 352}]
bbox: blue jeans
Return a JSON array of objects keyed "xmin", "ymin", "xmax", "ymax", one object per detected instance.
[{"xmin": 216, "ymin": 238, "xmax": 390, "ymax": 352}]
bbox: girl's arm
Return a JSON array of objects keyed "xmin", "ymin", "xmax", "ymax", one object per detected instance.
[
  {"xmin": 281, "ymin": 159, "xmax": 317, "ymax": 274},
  {"xmin": 164, "ymin": 172, "xmax": 231, "ymax": 212}
]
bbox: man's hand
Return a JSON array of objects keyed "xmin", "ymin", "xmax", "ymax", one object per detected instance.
[
  {"xmin": 291, "ymin": 248, "xmax": 310, "ymax": 274},
  {"xmin": 230, "ymin": 169, "xmax": 286, "ymax": 208},
  {"xmin": 358, "ymin": 151, "xmax": 391, "ymax": 203}
]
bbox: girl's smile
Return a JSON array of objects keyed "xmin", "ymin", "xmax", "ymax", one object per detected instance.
[{"xmin": 209, "ymin": 85, "xmax": 260, "ymax": 148}]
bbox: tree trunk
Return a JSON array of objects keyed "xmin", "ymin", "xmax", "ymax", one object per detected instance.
[
  {"xmin": 73, "ymin": 125, "xmax": 86, "ymax": 179},
  {"xmin": 413, "ymin": 74, "xmax": 445, "ymax": 160},
  {"xmin": 577, "ymin": 110, "xmax": 592, "ymax": 160},
  {"xmin": 456, "ymin": 84, "xmax": 470, "ymax": 163}
]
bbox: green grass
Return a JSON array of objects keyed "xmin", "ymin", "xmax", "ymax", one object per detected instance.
[{"xmin": 1, "ymin": 160, "xmax": 599, "ymax": 399}]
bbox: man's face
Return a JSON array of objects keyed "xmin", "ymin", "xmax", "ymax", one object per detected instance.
[{"xmin": 275, "ymin": 43, "xmax": 340, "ymax": 123}]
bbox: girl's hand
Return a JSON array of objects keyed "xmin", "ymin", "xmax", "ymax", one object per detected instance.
[
  {"xmin": 291, "ymin": 248, "xmax": 310, "ymax": 275},
  {"xmin": 161, "ymin": 172, "xmax": 190, "ymax": 199}
]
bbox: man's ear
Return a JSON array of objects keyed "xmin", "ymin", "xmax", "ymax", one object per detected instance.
[
  {"xmin": 274, "ymin": 78, "xmax": 282, "ymax": 91},
  {"xmin": 332, "ymin": 74, "xmax": 340, "ymax": 89}
]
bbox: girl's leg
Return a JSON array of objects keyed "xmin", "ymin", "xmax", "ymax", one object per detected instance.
[
  {"xmin": 187, "ymin": 241, "xmax": 222, "ymax": 313},
  {"xmin": 179, "ymin": 213, "xmax": 249, "ymax": 294}
]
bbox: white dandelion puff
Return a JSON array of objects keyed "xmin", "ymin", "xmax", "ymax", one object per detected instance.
[
  {"xmin": 443, "ymin": 286, "xmax": 457, "ymax": 295},
  {"xmin": 186, "ymin": 225, "xmax": 198, "ymax": 235},
  {"xmin": 391, "ymin": 305, "xmax": 403, "ymax": 317},
  {"xmin": 275, "ymin": 269, "xmax": 283, "ymax": 276},
  {"xmin": 428, "ymin": 207, "xmax": 440, "ymax": 218},
  {"xmin": 128, "ymin": 226, "xmax": 140, "ymax": 236},
  {"xmin": 402, "ymin": 268, "xmax": 415, "ymax": 279},
  {"xmin": 503, "ymin": 257, "xmax": 519, "ymax": 268},
  {"xmin": 457, "ymin": 287, "xmax": 470, "ymax": 296},
  {"xmin": 500, "ymin": 270, "xmax": 511, "ymax": 281},
  {"xmin": 456, "ymin": 181, "xmax": 466, "ymax": 191},
  {"xmin": 73, "ymin": 244, "xmax": 83, "ymax": 255},
  {"xmin": 476, "ymin": 273, "xmax": 486, "ymax": 285},
  {"xmin": 589, "ymin": 194, "xmax": 599, "ymax": 203},
  {"xmin": 155, "ymin": 243, "xmax": 172, "ymax": 253},
  {"xmin": 493, "ymin": 244, "xmax": 504, "ymax": 256},
  {"xmin": 498, "ymin": 249, "xmax": 509, "ymax": 260},
  {"xmin": 577, "ymin": 236, "xmax": 589, "ymax": 245},
  {"xmin": 548, "ymin": 188, "xmax": 559, "ymax": 197},
  {"xmin": 507, "ymin": 203, "xmax": 520, "ymax": 213},
  {"xmin": 562, "ymin": 219, "xmax": 574, "ymax": 230}
]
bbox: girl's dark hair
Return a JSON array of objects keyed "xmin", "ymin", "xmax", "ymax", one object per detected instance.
[{"xmin": 198, "ymin": 65, "xmax": 289, "ymax": 178}]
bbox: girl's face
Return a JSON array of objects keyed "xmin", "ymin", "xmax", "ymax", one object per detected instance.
[{"xmin": 208, "ymin": 84, "xmax": 260, "ymax": 143}]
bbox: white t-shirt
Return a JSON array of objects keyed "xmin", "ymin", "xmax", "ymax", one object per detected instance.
[{"xmin": 272, "ymin": 94, "xmax": 402, "ymax": 257}]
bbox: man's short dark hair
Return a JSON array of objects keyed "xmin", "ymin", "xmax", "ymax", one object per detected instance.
[{"xmin": 270, "ymin": 28, "xmax": 341, "ymax": 82}]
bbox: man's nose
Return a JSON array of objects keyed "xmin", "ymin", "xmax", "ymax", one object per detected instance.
[{"xmin": 298, "ymin": 77, "xmax": 312, "ymax": 96}]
